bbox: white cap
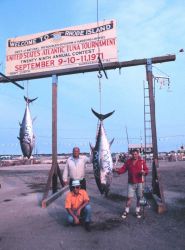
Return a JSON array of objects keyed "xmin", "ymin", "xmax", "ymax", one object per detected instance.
[{"xmin": 72, "ymin": 180, "xmax": 80, "ymax": 187}]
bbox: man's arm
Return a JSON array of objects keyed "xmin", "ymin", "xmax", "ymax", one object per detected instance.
[
  {"xmin": 114, "ymin": 163, "xmax": 128, "ymax": 175},
  {"xmin": 76, "ymin": 190, "xmax": 90, "ymax": 216},
  {"xmin": 63, "ymin": 161, "xmax": 69, "ymax": 185},
  {"xmin": 76, "ymin": 200, "xmax": 89, "ymax": 217},
  {"xmin": 66, "ymin": 208, "xmax": 80, "ymax": 224}
]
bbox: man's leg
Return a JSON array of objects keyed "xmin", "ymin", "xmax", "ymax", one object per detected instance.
[
  {"xmin": 81, "ymin": 204, "xmax": 91, "ymax": 231},
  {"xmin": 81, "ymin": 204, "xmax": 91, "ymax": 222},
  {"xmin": 67, "ymin": 213, "xmax": 74, "ymax": 224},
  {"xmin": 69, "ymin": 178, "xmax": 73, "ymax": 191},
  {"xmin": 80, "ymin": 178, "xmax": 86, "ymax": 190},
  {"xmin": 121, "ymin": 197, "xmax": 132, "ymax": 218},
  {"xmin": 122, "ymin": 184, "xmax": 135, "ymax": 219},
  {"xmin": 136, "ymin": 183, "xmax": 143, "ymax": 206},
  {"xmin": 126, "ymin": 197, "xmax": 132, "ymax": 208},
  {"xmin": 135, "ymin": 183, "xmax": 143, "ymax": 218}
]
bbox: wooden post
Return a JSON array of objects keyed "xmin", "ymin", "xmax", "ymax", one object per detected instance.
[
  {"xmin": 42, "ymin": 75, "xmax": 58, "ymax": 202},
  {"xmin": 52, "ymin": 74, "xmax": 58, "ymax": 193},
  {"xmin": 146, "ymin": 59, "xmax": 166, "ymax": 213}
]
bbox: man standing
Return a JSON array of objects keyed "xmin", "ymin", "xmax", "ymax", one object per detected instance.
[
  {"xmin": 114, "ymin": 149, "xmax": 149, "ymax": 219},
  {"xmin": 65, "ymin": 179, "xmax": 92, "ymax": 232},
  {"xmin": 63, "ymin": 147, "xmax": 91, "ymax": 190}
]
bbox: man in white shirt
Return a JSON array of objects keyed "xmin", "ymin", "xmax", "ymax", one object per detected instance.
[{"xmin": 63, "ymin": 147, "xmax": 91, "ymax": 190}]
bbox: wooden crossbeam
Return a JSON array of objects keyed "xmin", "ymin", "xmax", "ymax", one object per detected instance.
[
  {"xmin": 42, "ymin": 185, "xmax": 69, "ymax": 208},
  {"xmin": 0, "ymin": 72, "xmax": 24, "ymax": 89},
  {"xmin": 0, "ymin": 55, "xmax": 176, "ymax": 83}
]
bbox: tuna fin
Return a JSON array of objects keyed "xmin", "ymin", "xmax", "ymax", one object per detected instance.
[
  {"xmin": 17, "ymin": 137, "xmax": 20, "ymax": 140},
  {"xmin": 33, "ymin": 116, "xmax": 37, "ymax": 123},
  {"xmin": 109, "ymin": 138, "xmax": 114, "ymax": 147},
  {"xmin": 91, "ymin": 108, "xmax": 115, "ymax": 121},
  {"xmin": 101, "ymin": 184, "xmax": 110, "ymax": 197},
  {"xmin": 89, "ymin": 143, "xmax": 94, "ymax": 153},
  {"xmin": 89, "ymin": 143, "xmax": 94, "ymax": 163},
  {"xmin": 24, "ymin": 96, "xmax": 38, "ymax": 104}
]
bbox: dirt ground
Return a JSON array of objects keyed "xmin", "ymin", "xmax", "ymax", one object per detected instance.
[{"xmin": 0, "ymin": 160, "xmax": 185, "ymax": 250}]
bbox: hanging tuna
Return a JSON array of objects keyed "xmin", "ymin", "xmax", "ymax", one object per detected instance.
[
  {"xmin": 90, "ymin": 108, "xmax": 115, "ymax": 196},
  {"xmin": 18, "ymin": 96, "xmax": 37, "ymax": 158}
]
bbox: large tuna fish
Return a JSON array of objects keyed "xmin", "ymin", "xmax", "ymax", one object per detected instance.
[
  {"xmin": 18, "ymin": 96, "xmax": 37, "ymax": 158},
  {"xmin": 90, "ymin": 108, "xmax": 115, "ymax": 195}
]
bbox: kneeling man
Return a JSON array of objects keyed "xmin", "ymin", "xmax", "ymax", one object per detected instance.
[{"xmin": 65, "ymin": 179, "xmax": 91, "ymax": 231}]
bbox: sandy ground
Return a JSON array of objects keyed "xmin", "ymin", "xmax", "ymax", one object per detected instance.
[{"xmin": 0, "ymin": 160, "xmax": 185, "ymax": 250}]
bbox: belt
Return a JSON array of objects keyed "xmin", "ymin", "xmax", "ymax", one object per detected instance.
[{"xmin": 70, "ymin": 178, "xmax": 85, "ymax": 181}]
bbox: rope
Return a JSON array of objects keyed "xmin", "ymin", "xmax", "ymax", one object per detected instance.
[
  {"xmin": 97, "ymin": 0, "xmax": 100, "ymax": 56},
  {"xmin": 153, "ymin": 65, "xmax": 170, "ymax": 78},
  {"xmin": 26, "ymin": 80, "xmax": 29, "ymax": 98},
  {"xmin": 98, "ymin": 75, "xmax": 102, "ymax": 114},
  {"xmin": 97, "ymin": 0, "xmax": 102, "ymax": 114}
]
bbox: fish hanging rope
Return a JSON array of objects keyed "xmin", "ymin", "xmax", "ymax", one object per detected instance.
[
  {"xmin": 95, "ymin": 70, "xmax": 102, "ymax": 137},
  {"xmin": 98, "ymin": 70, "xmax": 102, "ymax": 114},
  {"xmin": 97, "ymin": 0, "xmax": 102, "ymax": 114},
  {"xmin": 26, "ymin": 80, "xmax": 29, "ymax": 99}
]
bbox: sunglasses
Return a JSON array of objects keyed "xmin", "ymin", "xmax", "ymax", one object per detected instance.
[{"xmin": 73, "ymin": 186, "xmax": 80, "ymax": 189}]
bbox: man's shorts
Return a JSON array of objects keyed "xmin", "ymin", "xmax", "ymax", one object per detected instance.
[{"xmin": 127, "ymin": 183, "xmax": 143, "ymax": 198}]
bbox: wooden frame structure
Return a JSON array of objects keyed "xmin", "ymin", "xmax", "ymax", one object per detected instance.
[{"xmin": 0, "ymin": 54, "xmax": 176, "ymax": 211}]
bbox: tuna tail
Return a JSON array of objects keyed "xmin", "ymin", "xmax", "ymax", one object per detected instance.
[
  {"xmin": 24, "ymin": 96, "xmax": 38, "ymax": 104},
  {"xmin": 91, "ymin": 108, "xmax": 115, "ymax": 121}
]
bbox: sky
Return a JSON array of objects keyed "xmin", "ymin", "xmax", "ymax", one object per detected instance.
[{"xmin": 0, "ymin": 0, "xmax": 185, "ymax": 155}]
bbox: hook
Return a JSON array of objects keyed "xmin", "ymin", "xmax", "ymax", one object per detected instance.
[{"xmin": 97, "ymin": 70, "xmax": 102, "ymax": 78}]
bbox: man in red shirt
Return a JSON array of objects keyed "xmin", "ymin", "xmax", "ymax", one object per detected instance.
[
  {"xmin": 65, "ymin": 179, "xmax": 92, "ymax": 231},
  {"xmin": 114, "ymin": 149, "xmax": 148, "ymax": 219}
]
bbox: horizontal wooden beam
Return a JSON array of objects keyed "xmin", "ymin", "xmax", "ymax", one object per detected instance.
[
  {"xmin": 0, "ymin": 72, "xmax": 24, "ymax": 89},
  {"xmin": 119, "ymin": 54, "xmax": 176, "ymax": 67},
  {"xmin": 0, "ymin": 54, "xmax": 176, "ymax": 83},
  {"xmin": 41, "ymin": 185, "xmax": 69, "ymax": 208}
]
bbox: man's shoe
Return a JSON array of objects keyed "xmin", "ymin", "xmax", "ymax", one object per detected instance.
[
  {"xmin": 121, "ymin": 211, "xmax": 128, "ymax": 219},
  {"xmin": 136, "ymin": 211, "xmax": 142, "ymax": 219},
  {"xmin": 84, "ymin": 222, "xmax": 91, "ymax": 232},
  {"xmin": 79, "ymin": 218, "xmax": 83, "ymax": 224}
]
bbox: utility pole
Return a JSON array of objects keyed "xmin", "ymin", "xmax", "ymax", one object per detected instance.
[
  {"xmin": 125, "ymin": 126, "xmax": 129, "ymax": 152},
  {"xmin": 146, "ymin": 59, "xmax": 166, "ymax": 213}
]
